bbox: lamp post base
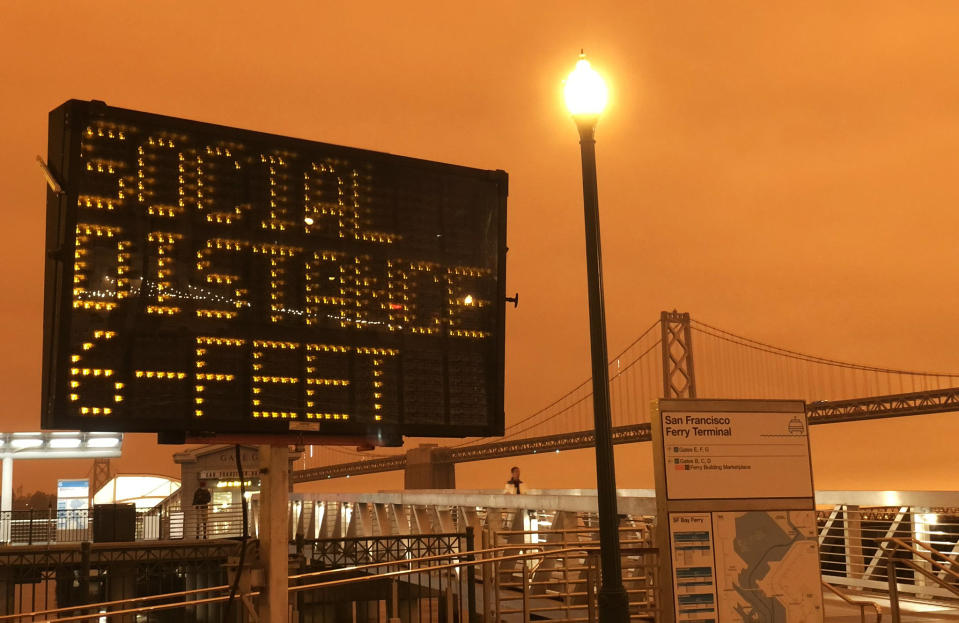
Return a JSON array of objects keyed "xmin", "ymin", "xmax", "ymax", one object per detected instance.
[{"xmin": 598, "ymin": 585, "xmax": 631, "ymax": 622}]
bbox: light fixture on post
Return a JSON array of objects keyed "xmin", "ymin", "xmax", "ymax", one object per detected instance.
[{"xmin": 564, "ymin": 51, "xmax": 630, "ymax": 622}]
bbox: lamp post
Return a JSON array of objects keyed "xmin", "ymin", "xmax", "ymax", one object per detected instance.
[{"xmin": 565, "ymin": 53, "xmax": 630, "ymax": 622}]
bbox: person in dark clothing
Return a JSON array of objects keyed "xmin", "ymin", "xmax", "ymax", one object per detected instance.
[
  {"xmin": 504, "ymin": 466, "xmax": 523, "ymax": 495},
  {"xmin": 192, "ymin": 480, "xmax": 211, "ymax": 538}
]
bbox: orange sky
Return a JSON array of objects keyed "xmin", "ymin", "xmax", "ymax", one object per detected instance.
[{"xmin": 2, "ymin": 2, "xmax": 959, "ymax": 495}]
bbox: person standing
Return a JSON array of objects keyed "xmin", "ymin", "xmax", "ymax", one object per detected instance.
[
  {"xmin": 504, "ymin": 466, "xmax": 524, "ymax": 495},
  {"xmin": 192, "ymin": 480, "xmax": 211, "ymax": 538}
]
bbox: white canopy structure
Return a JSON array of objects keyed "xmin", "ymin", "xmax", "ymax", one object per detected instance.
[
  {"xmin": 0, "ymin": 431, "xmax": 123, "ymax": 542},
  {"xmin": 93, "ymin": 474, "xmax": 180, "ymax": 510}
]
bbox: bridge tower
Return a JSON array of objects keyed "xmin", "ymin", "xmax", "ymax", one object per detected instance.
[
  {"xmin": 660, "ymin": 311, "xmax": 696, "ymax": 398},
  {"xmin": 90, "ymin": 458, "xmax": 111, "ymax": 502}
]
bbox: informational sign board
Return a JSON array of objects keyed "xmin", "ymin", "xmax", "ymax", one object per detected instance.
[
  {"xmin": 56, "ymin": 479, "xmax": 90, "ymax": 531},
  {"xmin": 57, "ymin": 479, "xmax": 90, "ymax": 508},
  {"xmin": 199, "ymin": 469, "xmax": 260, "ymax": 481},
  {"xmin": 652, "ymin": 399, "xmax": 823, "ymax": 623},
  {"xmin": 668, "ymin": 512, "xmax": 718, "ymax": 622},
  {"xmin": 663, "ymin": 410, "xmax": 813, "ymax": 500},
  {"xmin": 42, "ymin": 100, "xmax": 508, "ymax": 441}
]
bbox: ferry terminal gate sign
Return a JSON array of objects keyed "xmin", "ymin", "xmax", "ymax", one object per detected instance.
[{"xmin": 651, "ymin": 399, "xmax": 824, "ymax": 623}]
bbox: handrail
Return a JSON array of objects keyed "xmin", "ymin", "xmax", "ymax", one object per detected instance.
[
  {"xmin": 292, "ymin": 542, "xmax": 656, "ymax": 584},
  {"xmin": 291, "ymin": 545, "xmax": 608, "ymax": 592},
  {"xmin": 879, "ymin": 537, "xmax": 959, "ymax": 591},
  {"xmin": 879, "ymin": 536, "xmax": 959, "ymax": 623},
  {"xmin": 0, "ymin": 583, "xmax": 233, "ymax": 621},
  {"xmin": 20, "ymin": 543, "xmax": 657, "ymax": 623},
  {"xmin": 822, "ymin": 581, "xmax": 882, "ymax": 623},
  {"xmin": 33, "ymin": 589, "xmax": 261, "ymax": 623},
  {"xmin": 881, "ymin": 536, "xmax": 959, "ymax": 583},
  {"xmin": 290, "ymin": 543, "xmax": 538, "ymax": 581}
]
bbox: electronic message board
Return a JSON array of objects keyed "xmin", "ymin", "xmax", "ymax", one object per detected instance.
[{"xmin": 42, "ymin": 100, "xmax": 507, "ymax": 443}]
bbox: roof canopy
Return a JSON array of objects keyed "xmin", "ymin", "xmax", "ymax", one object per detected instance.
[{"xmin": 93, "ymin": 474, "xmax": 180, "ymax": 509}]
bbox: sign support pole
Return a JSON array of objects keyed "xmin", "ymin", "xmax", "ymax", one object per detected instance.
[{"xmin": 258, "ymin": 444, "xmax": 290, "ymax": 623}]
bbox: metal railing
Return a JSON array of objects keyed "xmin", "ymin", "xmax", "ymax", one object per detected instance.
[
  {"xmin": 0, "ymin": 505, "xmax": 250, "ymax": 545},
  {"xmin": 878, "ymin": 536, "xmax": 959, "ymax": 623},
  {"xmin": 816, "ymin": 501, "xmax": 959, "ymax": 599},
  {"xmin": 11, "ymin": 490, "xmax": 959, "ymax": 619},
  {"xmin": 2, "ymin": 541, "xmax": 659, "ymax": 623},
  {"xmin": 822, "ymin": 581, "xmax": 882, "ymax": 623}
]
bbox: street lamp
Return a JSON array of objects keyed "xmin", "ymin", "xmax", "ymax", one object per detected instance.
[{"xmin": 564, "ymin": 52, "xmax": 630, "ymax": 622}]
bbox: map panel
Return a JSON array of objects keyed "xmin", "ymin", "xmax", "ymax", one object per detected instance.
[{"xmin": 712, "ymin": 510, "xmax": 823, "ymax": 623}]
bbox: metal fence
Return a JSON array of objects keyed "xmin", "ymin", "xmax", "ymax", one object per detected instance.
[
  {"xmin": 1, "ymin": 539, "xmax": 659, "ymax": 623},
  {"xmin": 8, "ymin": 490, "xmax": 959, "ymax": 620},
  {"xmin": 817, "ymin": 503, "xmax": 959, "ymax": 599},
  {"xmin": 0, "ymin": 506, "xmax": 249, "ymax": 545}
]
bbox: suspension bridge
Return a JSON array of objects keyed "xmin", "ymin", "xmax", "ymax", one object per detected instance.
[{"xmin": 293, "ymin": 311, "xmax": 959, "ymax": 482}]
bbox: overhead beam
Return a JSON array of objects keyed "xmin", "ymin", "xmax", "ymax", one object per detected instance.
[{"xmin": 805, "ymin": 387, "xmax": 959, "ymax": 424}]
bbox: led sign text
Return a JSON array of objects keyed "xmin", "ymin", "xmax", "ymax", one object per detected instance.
[{"xmin": 42, "ymin": 101, "xmax": 507, "ymax": 439}]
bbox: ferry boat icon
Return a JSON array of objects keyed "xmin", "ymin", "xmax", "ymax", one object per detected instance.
[{"xmin": 787, "ymin": 416, "xmax": 805, "ymax": 435}]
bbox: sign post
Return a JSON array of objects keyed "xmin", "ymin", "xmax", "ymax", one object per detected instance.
[
  {"xmin": 257, "ymin": 445, "xmax": 290, "ymax": 623},
  {"xmin": 652, "ymin": 399, "xmax": 823, "ymax": 623}
]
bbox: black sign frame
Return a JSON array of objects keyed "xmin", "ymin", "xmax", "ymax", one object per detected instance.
[{"xmin": 42, "ymin": 100, "xmax": 507, "ymax": 443}]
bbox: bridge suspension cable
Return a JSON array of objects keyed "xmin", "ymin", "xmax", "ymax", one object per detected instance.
[{"xmin": 299, "ymin": 313, "xmax": 959, "ymax": 473}]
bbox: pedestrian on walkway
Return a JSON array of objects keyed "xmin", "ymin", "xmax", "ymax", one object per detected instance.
[{"xmin": 504, "ymin": 466, "xmax": 525, "ymax": 495}]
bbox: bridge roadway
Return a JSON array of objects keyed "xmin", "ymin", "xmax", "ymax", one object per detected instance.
[{"xmin": 293, "ymin": 386, "xmax": 959, "ymax": 481}]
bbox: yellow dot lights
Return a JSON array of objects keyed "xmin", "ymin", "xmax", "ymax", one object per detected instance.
[
  {"xmin": 134, "ymin": 370, "xmax": 187, "ymax": 380},
  {"xmin": 147, "ymin": 232, "xmax": 182, "ymax": 244},
  {"xmin": 63, "ymin": 105, "xmax": 504, "ymax": 438},
  {"xmin": 75, "ymin": 224, "xmax": 121, "ymax": 238},
  {"xmin": 356, "ymin": 347, "xmax": 398, "ymax": 356},
  {"xmin": 305, "ymin": 344, "xmax": 350, "ymax": 353},
  {"xmin": 79, "ymin": 195, "xmax": 119, "ymax": 211},
  {"xmin": 252, "ymin": 243, "xmax": 302, "ymax": 256},
  {"xmin": 71, "ymin": 368, "xmax": 114, "ymax": 377},
  {"xmin": 196, "ymin": 310, "xmax": 237, "ymax": 319},
  {"xmin": 252, "ymin": 340, "xmax": 299, "ymax": 350},
  {"xmin": 252, "ymin": 411, "xmax": 299, "ymax": 419},
  {"xmin": 196, "ymin": 337, "xmax": 244, "ymax": 346},
  {"xmin": 207, "ymin": 238, "xmax": 245, "ymax": 251},
  {"xmin": 450, "ymin": 329, "xmax": 490, "ymax": 338},
  {"xmin": 206, "ymin": 274, "xmax": 237, "ymax": 285},
  {"xmin": 207, "ymin": 212, "xmax": 236, "ymax": 224},
  {"xmin": 148, "ymin": 205, "xmax": 182, "ymax": 217},
  {"xmin": 85, "ymin": 126, "xmax": 127, "ymax": 141},
  {"xmin": 252, "ymin": 376, "xmax": 298, "ymax": 384},
  {"xmin": 79, "ymin": 407, "xmax": 112, "ymax": 415},
  {"xmin": 305, "ymin": 412, "xmax": 350, "ymax": 420},
  {"xmin": 195, "ymin": 373, "xmax": 235, "ymax": 381}
]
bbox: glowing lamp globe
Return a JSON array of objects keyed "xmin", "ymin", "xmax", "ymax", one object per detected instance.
[{"xmin": 564, "ymin": 54, "xmax": 608, "ymax": 119}]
